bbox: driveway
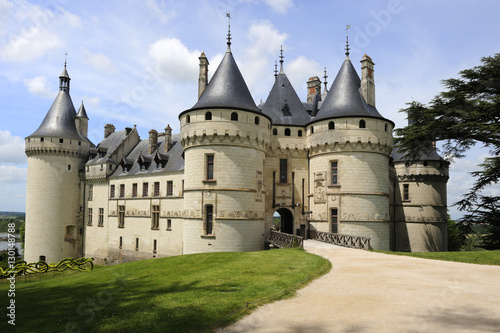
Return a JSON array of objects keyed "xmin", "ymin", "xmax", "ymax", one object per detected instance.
[{"xmin": 220, "ymin": 240, "xmax": 500, "ymax": 333}]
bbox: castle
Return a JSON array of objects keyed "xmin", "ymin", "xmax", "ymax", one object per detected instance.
[{"xmin": 24, "ymin": 35, "xmax": 449, "ymax": 264}]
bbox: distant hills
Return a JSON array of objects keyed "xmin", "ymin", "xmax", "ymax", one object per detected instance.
[{"xmin": 0, "ymin": 212, "xmax": 25, "ymax": 218}]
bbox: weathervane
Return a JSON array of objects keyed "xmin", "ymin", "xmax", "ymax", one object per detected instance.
[
  {"xmin": 64, "ymin": 51, "xmax": 68, "ymax": 67},
  {"xmin": 345, "ymin": 24, "xmax": 351, "ymax": 56},
  {"xmin": 323, "ymin": 67, "xmax": 328, "ymax": 91},
  {"xmin": 274, "ymin": 60, "xmax": 278, "ymax": 78},
  {"xmin": 226, "ymin": 12, "xmax": 231, "ymax": 49}
]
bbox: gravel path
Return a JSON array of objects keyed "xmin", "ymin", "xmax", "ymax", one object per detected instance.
[{"xmin": 219, "ymin": 240, "xmax": 500, "ymax": 333}]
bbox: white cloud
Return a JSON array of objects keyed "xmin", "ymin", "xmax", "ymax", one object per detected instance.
[
  {"xmin": 83, "ymin": 50, "xmax": 118, "ymax": 74},
  {"xmin": 0, "ymin": 130, "xmax": 27, "ymax": 164},
  {"xmin": 0, "ymin": 29, "xmax": 62, "ymax": 62},
  {"xmin": 241, "ymin": 20, "xmax": 288, "ymax": 95},
  {"xmin": 286, "ymin": 56, "xmax": 322, "ymax": 96},
  {"xmin": 148, "ymin": 38, "xmax": 200, "ymax": 83},
  {"xmin": 24, "ymin": 75, "xmax": 55, "ymax": 99},
  {"xmin": 144, "ymin": 0, "xmax": 177, "ymax": 23},
  {"xmin": 0, "ymin": 165, "xmax": 26, "ymax": 184},
  {"xmin": 262, "ymin": 0, "xmax": 294, "ymax": 13}
]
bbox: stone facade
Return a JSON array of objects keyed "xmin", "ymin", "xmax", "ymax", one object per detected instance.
[{"xmin": 25, "ymin": 41, "xmax": 449, "ymax": 264}]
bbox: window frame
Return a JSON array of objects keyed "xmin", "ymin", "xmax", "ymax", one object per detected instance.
[
  {"xmin": 279, "ymin": 159, "xmax": 288, "ymax": 184},
  {"xmin": 206, "ymin": 154, "xmax": 214, "ymax": 181},
  {"xmin": 167, "ymin": 181, "xmax": 173, "ymax": 196},
  {"xmin": 403, "ymin": 184, "xmax": 410, "ymax": 201},
  {"xmin": 331, "ymin": 208, "xmax": 338, "ymax": 234},
  {"xmin": 132, "ymin": 183, "xmax": 138, "ymax": 198},
  {"xmin": 331, "ymin": 161, "xmax": 338, "ymax": 185},
  {"xmin": 87, "ymin": 208, "xmax": 92, "ymax": 226},
  {"xmin": 98, "ymin": 208, "xmax": 104, "ymax": 227},
  {"xmin": 118, "ymin": 205, "xmax": 125, "ymax": 228},
  {"xmin": 110, "ymin": 185, "xmax": 115, "ymax": 198},
  {"xmin": 205, "ymin": 205, "xmax": 213, "ymax": 235},
  {"xmin": 142, "ymin": 182, "xmax": 149, "ymax": 197},
  {"xmin": 154, "ymin": 182, "xmax": 160, "ymax": 197},
  {"xmin": 152, "ymin": 205, "xmax": 160, "ymax": 230}
]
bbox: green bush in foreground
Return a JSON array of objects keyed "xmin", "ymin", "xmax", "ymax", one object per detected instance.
[{"xmin": 0, "ymin": 248, "xmax": 330, "ymax": 332}]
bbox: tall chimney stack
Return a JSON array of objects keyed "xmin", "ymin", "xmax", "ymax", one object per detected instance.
[
  {"xmin": 198, "ymin": 52, "xmax": 209, "ymax": 99},
  {"xmin": 104, "ymin": 124, "xmax": 115, "ymax": 138},
  {"xmin": 360, "ymin": 54, "xmax": 375, "ymax": 107},
  {"xmin": 148, "ymin": 129, "xmax": 158, "ymax": 154},
  {"xmin": 164, "ymin": 124, "xmax": 172, "ymax": 152},
  {"xmin": 306, "ymin": 76, "xmax": 321, "ymax": 103}
]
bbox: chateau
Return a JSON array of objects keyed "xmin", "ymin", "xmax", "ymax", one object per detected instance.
[{"xmin": 24, "ymin": 35, "xmax": 449, "ymax": 264}]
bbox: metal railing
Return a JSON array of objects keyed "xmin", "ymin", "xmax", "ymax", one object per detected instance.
[
  {"xmin": 268, "ymin": 229, "xmax": 304, "ymax": 248},
  {"xmin": 313, "ymin": 231, "xmax": 370, "ymax": 250}
]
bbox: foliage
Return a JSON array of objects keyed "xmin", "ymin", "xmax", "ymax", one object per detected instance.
[
  {"xmin": 0, "ymin": 248, "xmax": 330, "ymax": 333},
  {"xmin": 378, "ymin": 249, "xmax": 500, "ymax": 266},
  {"xmin": 447, "ymin": 215, "xmax": 464, "ymax": 251},
  {"xmin": 0, "ymin": 217, "xmax": 24, "ymax": 233},
  {"xmin": 395, "ymin": 54, "xmax": 500, "ymax": 249},
  {"xmin": 0, "ymin": 248, "xmax": 21, "ymax": 278}
]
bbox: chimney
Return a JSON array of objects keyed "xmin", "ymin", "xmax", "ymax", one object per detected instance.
[
  {"xmin": 306, "ymin": 76, "xmax": 321, "ymax": 103},
  {"xmin": 104, "ymin": 124, "xmax": 115, "ymax": 138},
  {"xmin": 198, "ymin": 52, "xmax": 209, "ymax": 99},
  {"xmin": 360, "ymin": 54, "xmax": 375, "ymax": 107},
  {"xmin": 164, "ymin": 124, "xmax": 172, "ymax": 152},
  {"xmin": 148, "ymin": 129, "xmax": 158, "ymax": 155}
]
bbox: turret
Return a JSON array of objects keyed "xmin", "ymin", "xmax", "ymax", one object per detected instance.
[
  {"xmin": 360, "ymin": 54, "xmax": 375, "ymax": 107},
  {"xmin": 24, "ymin": 62, "xmax": 92, "ymax": 263},
  {"xmin": 75, "ymin": 101, "xmax": 89, "ymax": 138},
  {"xmin": 306, "ymin": 76, "xmax": 321, "ymax": 103}
]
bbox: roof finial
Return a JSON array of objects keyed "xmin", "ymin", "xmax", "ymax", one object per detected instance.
[
  {"xmin": 345, "ymin": 24, "xmax": 351, "ymax": 56},
  {"xmin": 226, "ymin": 12, "xmax": 231, "ymax": 51},
  {"xmin": 323, "ymin": 67, "xmax": 328, "ymax": 92},
  {"xmin": 64, "ymin": 51, "xmax": 67, "ymax": 68},
  {"xmin": 279, "ymin": 45, "xmax": 284, "ymax": 72},
  {"xmin": 274, "ymin": 60, "xmax": 278, "ymax": 78}
]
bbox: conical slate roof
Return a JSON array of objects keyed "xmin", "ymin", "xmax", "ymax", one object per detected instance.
[
  {"xmin": 312, "ymin": 56, "xmax": 384, "ymax": 123},
  {"xmin": 28, "ymin": 89, "xmax": 83, "ymax": 141},
  {"xmin": 76, "ymin": 101, "xmax": 88, "ymax": 119},
  {"xmin": 262, "ymin": 71, "xmax": 311, "ymax": 126},
  {"xmin": 184, "ymin": 50, "xmax": 259, "ymax": 113}
]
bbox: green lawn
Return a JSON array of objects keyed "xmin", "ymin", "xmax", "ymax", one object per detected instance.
[
  {"xmin": 0, "ymin": 249, "xmax": 330, "ymax": 332},
  {"xmin": 377, "ymin": 250, "xmax": 500, "ymax": 266}
]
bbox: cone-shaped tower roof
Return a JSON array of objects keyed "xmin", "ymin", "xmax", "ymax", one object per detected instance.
[
  {"xmin": 28, "ymin": 65, "xmax": 85, "ymax": 141},
  {"xmin": 76, "ymin": 101, "xmax": 88, "ymax": 119},
  {"xmin": 311, "ymin": 56, "xmax": 386, "ymax": 123},
  {"xmin": 262, "ymin": 49, "xmax": 311, "ymax": 126}
]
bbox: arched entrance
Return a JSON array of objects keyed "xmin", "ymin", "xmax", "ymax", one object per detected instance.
[{"xmin": 274, "ymin": 208, "xmax": 294, "ymax": 235}]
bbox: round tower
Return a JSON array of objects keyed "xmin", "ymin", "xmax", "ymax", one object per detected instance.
[
  {"xmin": 391, "ymin": 146, "xmax": 449, "ymax": 252},
  {"xmin": 306, "ymin": 52, "xmax": 394, "ymax": 250},
  {"xmin": 179, "ymin": 37, "xmax": 271, "ymax": 254},
  {"xmin": 24, "ymin": 64, "xmax": 92, "ymax": 263}
]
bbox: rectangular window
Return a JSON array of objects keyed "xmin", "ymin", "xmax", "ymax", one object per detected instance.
[
  {"xmin": 206, "ymin": 205, "xmax": 213, "ymax": 235},
  {"xmin": 98, "ymin": 208, "xmax": 104, "ymax": 227},
  {"xmin": 279, "ymin": 159, "xmax": 287, "ymax": 183},
  {"xmin": 119, "ymin": 236, "xmax": 122, "ymax": 249},
  {"xmin": 135, "ymin": 237, "xmax": 139, "ymax": 251},
  {"xmin": 331, "ymin": 209, "xmax": 338, "ymax": 234},
  {"xmin": 206, "ymin": 155, "xmax": 214, "ymax": 180},
  {"xmin": 88, "ymin": 185, "xmax": 93, "ymax": 201},
  {"xmin": 403, "ymin": 184, "xmax": 410, "ymax": 201},
  {"xmin": 119, "ymin": 184, "xmax": 125, "ymax": 198},
  {"xmin": 153, "ymin": 239, "xmax": 157, "ymax": 253},
  {"xmin": 167, "ymin": 219, "xmax": 172, "ymax": 230},
  {"xmin": 132, "ymin": 183, "xmax": 137, "ymax": 198},
  {"xmin": 118, "ymin": 205, "xmax": 125, "ymax": 228},
  {"xmin": 152, "ymin": 205, "xmax": 160, "ymax": 230},
  {"xmin": 181, "ymin": 180, "xmax": 184, "ymax": 196},
  {"xmin": 154, "ymin": 182, "xmax": 160, "ymax": 197},
  {"xmin": 110, "ymin": 185, "xmax": 115, "ymax": 198},
  {"xmin": 87, "ymin": 208, "xmax": 93, "ymax": 226},
  {"xmin": 331, "ymin": 161, "xmax": 338, "ymax": 185},
  {"xmin": 167, "ymin": 181, "xmax": 173, "ymax": 196},
  {"xmin": 142, "ymin": 183, "xmax": 149, "ymax": 197}
]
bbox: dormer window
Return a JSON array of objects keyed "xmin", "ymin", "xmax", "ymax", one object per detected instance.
[
  {"xmin": 281, "ymin": 103, "xmax": 291, "ymax": 116},
  {"xmin": 59, "ymin": 138, "xmax": 64, "ymax": 143}
]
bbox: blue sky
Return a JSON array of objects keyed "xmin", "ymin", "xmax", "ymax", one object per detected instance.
[{"xmin": 0, "ymin": 0, "xmax": 499, "ymax": 220}]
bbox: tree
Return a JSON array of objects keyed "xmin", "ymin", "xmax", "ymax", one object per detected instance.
[{"xmin": 395, "ymin": 54, "xmax": 500, "ymax": 249}]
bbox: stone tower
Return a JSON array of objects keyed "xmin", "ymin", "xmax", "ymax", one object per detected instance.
[
  {"xmin": 179, "ymin": 37, "xmax": 271, "ymax": 254},
  {"xmin": 24, "ymin": 64, "xmax": 92, "ymax": 263},
  {"xmin": 391, "ymin": 144, "xmax": 449, "ymax": 251},
  {"xmin": 306, "ymin": 53, "xmax": 394, "ymax": 250}
]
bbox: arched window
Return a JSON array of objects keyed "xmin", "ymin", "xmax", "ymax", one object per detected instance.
[
  {"xmin": 298, "ymin": 130, "xmax": 302, "ymax": 137},
  {"xmin": 255, "ymin": 116, "xmax": 260, "ymax": 125},
  {"xmin": 231, "ymin": 112, "xmax": 238, "ymax": 121},
  {"xmin": 359, "ymin": 119, "xmax": 366, "ymax": 128},
  {"xmin": 328, "ymin": 121, "xmax": 335, "ymax": 130},
  {"xmin": 186, "ymin": 115, "xmax": 191, "ymax": 123},
  {"xmin": 205, "ymin": 112, "xmax": 212, "ymax": 120},
  {"xmin": 284, "ymin": 128, "xmax": 291, "ymax": 136},
  {"xmin": 273, "ymin": 128, "xmax": 278, "ymax": 135}
]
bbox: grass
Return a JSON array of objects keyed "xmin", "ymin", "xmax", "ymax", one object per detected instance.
[
  {"xmin": 376, "ymin": 249, "xmax": 500, "ymax": 266},
  {"xmin": 0, "ymin": 248, "xmax": 330, "ymax": 332}
]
